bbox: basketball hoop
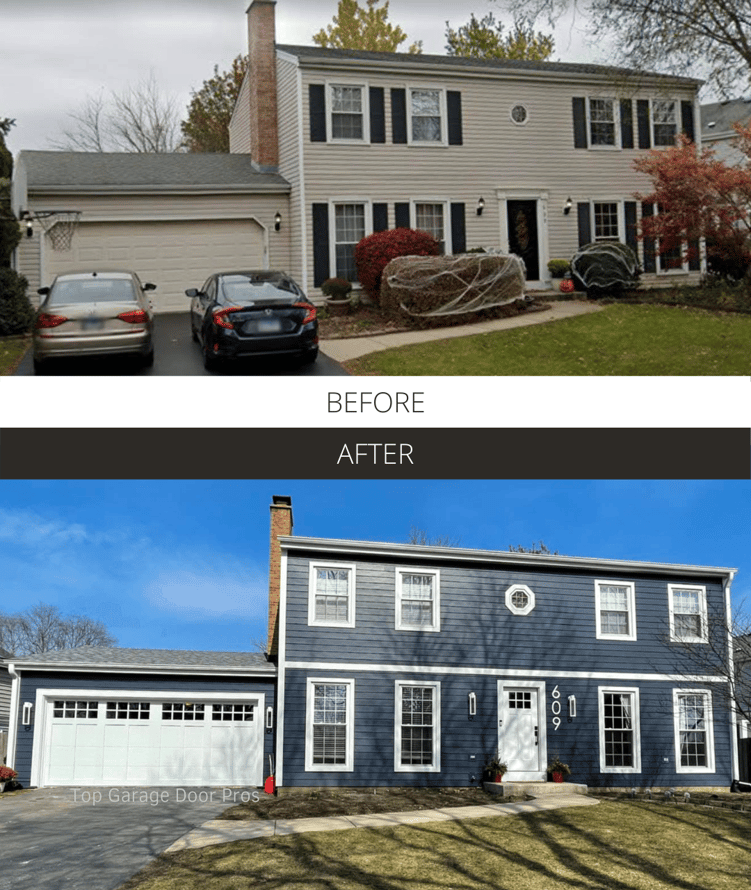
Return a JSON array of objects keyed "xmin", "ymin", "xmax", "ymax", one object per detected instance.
[{"xmin": 34, "ymin": 210, "xmax": 82, "ymax": 251}]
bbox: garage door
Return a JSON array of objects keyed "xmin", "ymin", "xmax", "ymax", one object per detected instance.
[
  {"xmin": 40, "ymin": 696, "xmax": 264, "ymax": 786},
  {"xmin": 43, "ymin": 219, "xmax": 266, "ymax": 313}
]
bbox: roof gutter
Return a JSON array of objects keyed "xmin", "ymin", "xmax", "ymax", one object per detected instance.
[{"xmin": 9, "ymin": 661, "xmax": 277, "ymax": 676}]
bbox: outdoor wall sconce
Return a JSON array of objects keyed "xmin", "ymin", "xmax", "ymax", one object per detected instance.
[
  {"xmin": 568, "ymin": 695, "xmax": 577, "ymax": 718},
  {"xmin": 19, "ymin": 209, "xmax": 33, "ymax": 237},
  {"xmin": 22, "ymin": 702, "xmax": 33, "ymax": 725},
  {"xmin": 266, "ymin": 706, "xmax": 274, "ymax": 730},
  {"xmin": 468, "ymin": 692, "xmax": 477, "ymax": 717},
  {"xmin": 476, "ymin": 197, "xmax": 485, "ymax": 216},
  {"xmin": 563, "ymin": 197, "xmax": 573, "ymax": 215},
  {"xmin": 274, "ymin": 212, "xmax": 282, "ymax": 231}
]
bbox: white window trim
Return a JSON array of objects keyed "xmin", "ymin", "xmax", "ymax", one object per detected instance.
[
  {"xmin": 598, "ymin": 686, "xmax": 642, "ymax": 774},
  {"xmin": 595, "ymin": 579, "xmax": 637, "ymax": 641},
  {"xmin": 395, "ymin": 567, "xmax": 441, "ymax": 632},
  {"xmin": 407, "ymin": 85, "xmax": 448, "ymax": 146},
  {"xmin": 505, "ymin": 584, "xmax": 535, "ymax": 616},
  {"xmin": 410, "ymin": 199, "xmax": 451, "ymax": 254},
  {"xmin": 328, "ymin": 199, "xmax": 372, "ymax": 287},
  {"xmin": 673, "ymin": 689, "xmax": 716, "ymax": 773},
  {"xmin": 326, "ymin": 81, "xmax": 370, "ymax": 144},
  {"xmin": 590, "ymin": 200, "xmax": 625, "ymax": 243},
  {"xmin": 308, "ymin": 560, "xmax": 357, "ymax": 628},
  {"xmin": 586, "ymin": 96, "xmax": 620, "ymax": 150},
  {"xmin": 646, "ymin": 203, "xmax": 691, "ymax": 274},
  {"xmin": 394, "ymin": 680, "xmax": 441, "ymax": 773},
  {"xmin": 650, "ymin": 98, "xmax": 679, "ymax": 148},
  {"xmin": 305, "ymin": 678, "xmax": 355, "ymax": 772},
  {"xmin": 668, "ymin": 583, "xmax": 708, "ymax": 643}
]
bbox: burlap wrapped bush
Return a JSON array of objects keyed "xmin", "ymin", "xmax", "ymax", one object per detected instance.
[{"xmin": 380, "ymin": 253, "xmax": 526, "ymax": 320}]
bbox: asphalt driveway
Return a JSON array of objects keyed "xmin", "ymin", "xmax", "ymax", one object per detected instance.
[
  {"xmin": 0, "ymin": 785, "xmax": 242, "ymax": 890},
  {"xmin": 14, "ymin": 313, "xmax": 348, "ymax": 376}
]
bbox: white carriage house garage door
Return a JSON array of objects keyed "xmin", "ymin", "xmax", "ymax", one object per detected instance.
[
  {"xmin": 34, "ymin": 692, "xmax": 265, "ymax": 787},
  {"xmin": 43, "ymin": 219, "xmax": 266, "ymax": 314}
]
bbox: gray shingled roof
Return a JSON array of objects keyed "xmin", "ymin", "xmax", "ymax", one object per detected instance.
[
  {"xmin": 9, "ymin": 646, "xmax": 275, "ymax": 673},
  {"xmin": 19, "ymin": 152, "xmax": 290, "ymax": 192},
  {"xmin": 701, "ymin": 97, "xmax": 751, "ymax": 136},
  {"xmin": 277, "ymin": 44, "xmax": 702, "ymax": 86}
]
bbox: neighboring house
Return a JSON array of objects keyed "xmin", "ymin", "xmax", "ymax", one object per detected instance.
[
  {"xmin": 0, "ymin": 648, "xmax": 12, "ymax": 762},
  {"xmin": 701, "ymin": 97, "xmax": 751, "ymax": 165},
  {"xmin": 12, "ymin": 0, "xmax": 704, "ymax": 308},
  {"xmin": 4, "ymin": 496, "xmax": 741, "ymax": 790}
]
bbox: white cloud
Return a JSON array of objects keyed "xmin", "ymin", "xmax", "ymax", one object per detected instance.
[{"xmin": 144, "ymin": 565, "xmax": 267, "ymax": 618}]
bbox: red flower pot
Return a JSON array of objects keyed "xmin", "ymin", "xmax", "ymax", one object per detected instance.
[{"xmin": 552, "ymin": 771, "xmax": 564, "ymax": 783}]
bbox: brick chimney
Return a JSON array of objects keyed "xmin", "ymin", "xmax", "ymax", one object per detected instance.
[
  {"xmin": 267, "ymin": 494, "xmax": 293, "ymax": 657},
  {"xmin": 247, "ymin": 0, "xmax": 279, "ymax": 169}
]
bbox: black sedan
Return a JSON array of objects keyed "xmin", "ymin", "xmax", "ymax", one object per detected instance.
[{"xmin": 187, "ymin": 270, "xmax": 319, "ymax": 370}]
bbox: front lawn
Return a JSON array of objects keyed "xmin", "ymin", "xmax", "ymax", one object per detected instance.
[
  {"xmin": 119, "ymin": 800, "xmax": 750, "ymax": 890},
  {"xmin": 0, "ymin": 336, "xmax": 29, "ymax": 374},
  {"xmin": 345, "ymin": 303, "xmax": 751, "ymax": 375}
]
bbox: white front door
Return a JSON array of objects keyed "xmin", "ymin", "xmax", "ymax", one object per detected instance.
[{"xmin": 498, "ymin": 682, "xmax": 546, "ymax": 780}]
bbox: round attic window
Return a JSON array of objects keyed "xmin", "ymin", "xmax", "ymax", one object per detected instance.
[
  {"xmin": 505, "ymin": 584, "xmax": 535, "ymax": 615},
  {"xmin": 510, "ymin": 104, "xmax": 529, "ymax": 125}
]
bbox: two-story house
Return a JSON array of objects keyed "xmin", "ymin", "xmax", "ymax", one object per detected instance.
[
  {"xmin": 13, "ymin": 1, "xmax": 703, "ymax": 311},
  {"xmin": 3, "ymin": 495, "xmax": 739, "ymax": 791}
]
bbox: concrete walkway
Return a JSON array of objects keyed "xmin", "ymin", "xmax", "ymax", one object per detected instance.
[
  {"xmin": 319, "ymin": 299, "xmax": 604, "ymax": 363},
  {"xmin": 166, "ymin": 784, "xmax": 597, "ymax": 852}
]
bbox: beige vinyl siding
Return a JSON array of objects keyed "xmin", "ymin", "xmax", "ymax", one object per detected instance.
[
  {"xmin": 296, "ymin": 64, "xmax": 698, "ymax": 292},
  {"xmin": 14, "ymin": 229, "xmax": 42, "ymax": 294},
  {"xmin": 277, "ymin": 55, "xmax": 306, "ymax": 288},
  {"xmin": 229, "ymin": 73, "xmax": 252, "ymax": 153}
]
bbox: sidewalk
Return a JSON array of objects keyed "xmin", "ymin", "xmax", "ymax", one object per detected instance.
[
  {"xmin": 320, "ymin": 299, "xmax": 604, "ymax": 363},
  {"xmin": 166, "ymin": 784, "xmax": 597, "ymax": 852}
]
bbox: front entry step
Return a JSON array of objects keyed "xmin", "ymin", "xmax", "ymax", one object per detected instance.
[{"xmin": 514, "ymin": 781, "xmax": 589, "ymax": 796}]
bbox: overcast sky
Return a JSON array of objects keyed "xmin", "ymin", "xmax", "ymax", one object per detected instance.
[
  {"xmin": 0, "ymin": 479, "xmax": 747, "ymax": 653},
  {"xmin": 1, "ymin": 0, "xmax": 599, "ymax": 153}
]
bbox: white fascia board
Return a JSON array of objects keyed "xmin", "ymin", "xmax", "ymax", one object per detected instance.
[
  {"xmin": 11, "ymin": 662, "xmax": 276, "ymax": 676},
  {"xmin": 278, "ymin": 536, "xmax": 736, "ymax": 581}
]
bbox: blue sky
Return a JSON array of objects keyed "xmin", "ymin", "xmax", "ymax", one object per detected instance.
[{"xmin": 0, "ymin": 480, "xmax": 748, "ymax": 653}]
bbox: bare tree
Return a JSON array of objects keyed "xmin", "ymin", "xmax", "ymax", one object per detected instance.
[
  {"xmin": 509, "ymin": 541, "xmax": 560, "ymax": 555},
  {"xmin": 406, "ymin": 526, "xmax": 461, "ymax": 547},
  {"xmin": 0, "ymin": 603, "xmax": 116, "ymax": 656},
  {"xmin": 51, "ymin": 74, "xmax": 183, "ymax": 153}
]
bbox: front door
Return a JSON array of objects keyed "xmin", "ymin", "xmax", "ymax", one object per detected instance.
[
  {"xmin": 498, "ymin": 683, "xmax": 544, "ymax": 778},
  {"xmin": 507, "ymin": 200, "xmax": 540, "ymax": 281}
]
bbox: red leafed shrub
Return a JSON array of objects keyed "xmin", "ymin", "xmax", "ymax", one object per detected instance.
[{"xmin": 355, "ymin": 228, "xmax": 440, "ymax": 304}]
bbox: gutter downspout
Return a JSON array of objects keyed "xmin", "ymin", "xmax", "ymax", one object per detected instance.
[
  {"xmin": 725, "ymin": 570, "xmax": 739, "ymax": 782},
  {"xmin": 6, "ymin": 663, "xmax": 19, "ymax": 770}
]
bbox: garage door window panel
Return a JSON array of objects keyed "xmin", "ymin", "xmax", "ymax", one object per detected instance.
[
  {"xmin": 163, "ymin": 702, "xmax": 205, "ymax": 721},
  {"xmin": 106, "ymin": 701, "xmax": 151, "ymax": 720},
  {"xmin": 53, "ymin": 700, "xmax": 99, "ymax": 719}
]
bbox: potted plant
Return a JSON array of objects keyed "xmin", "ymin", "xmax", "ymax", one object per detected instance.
[
  {"xmin": 484, "ymin": 755, "xmax": 508, "ymax": 783},
  {"xmin": 0, "ymin": 766, "xmax": 18, "ymax": 792},
  {"xmin": 321, "ymin": 277, "xmax": 353, "ymax": 316},
  {"xmin": 547, "ymin": 258, "xmax": 570, "ymax": 292},
  {"xmin": 547, "ymin": 755, "xmax": 571, "ymax": 783}
]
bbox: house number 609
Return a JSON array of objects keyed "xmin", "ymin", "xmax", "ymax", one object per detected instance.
[{"xmin": 552, "ymin": 685, "xmax": 561, "ymax": 730}]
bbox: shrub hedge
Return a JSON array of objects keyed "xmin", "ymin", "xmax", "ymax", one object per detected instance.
[
  {"xmin": 0, "ymin": 268, "xmax": 33, "ymax": 336},
  {"xmin": 355, "ymin": 228, "xmax": 439, "ymax": 304}
]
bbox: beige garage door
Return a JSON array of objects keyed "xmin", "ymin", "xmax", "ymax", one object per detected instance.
[{"xmin": 43, "ymin": 219, "xmax": 266, "ymax": 313}]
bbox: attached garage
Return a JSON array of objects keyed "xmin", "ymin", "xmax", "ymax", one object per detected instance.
[
  {"xmin": 12, "ymin": 152, "xmax": 292, "ymax": 312},
  {"xmin": 6, "ymin": 647, "xmax": 277, "ymax": 789}
]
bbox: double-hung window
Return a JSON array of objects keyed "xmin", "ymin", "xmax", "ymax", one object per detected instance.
[
  {"xmin": 413, "ymin": 202, "xmax": 447, "ymax": 253},
  {"xmin": 588, "ymin": 98, "xmax": 617, "ymax": 147},
  {"xmin": 333, "ymin": 203, "xmax": 366, "ymax": 282},
  {"xmin": 668, "ymin": 584, "xmax": 708, "ymax": 642},
  {"xmin": 396, "ymin": 568, "xmax": 440, "ymax": 631},
  {"xmin": 395, "ymin": 681, "xmax": 440, "ymax": 772},
  {"xmin": 410, "ymin": 88, "xmax": 444, "ymax": 143},
  {"xmin": 308, "ymin": 562, "xmax": 356, "ymax": 627},
  {"xmin": 329, "ymin": 84, "xmax": 366, "ymax": 141},
  {"xmin": 306, "ymin": 679, "xmax": 354, "ymax": 771},
  {"xmin": 673, "ymin": 690, "xmax": 714, "ymax": 772},
  {"xmin": 593, "ymin": 202, "xmax": 621, "ymax": 242},
  {"xmin": 595, "ymin": 580, "xmax": 637, "ymax": 640},
  {"xmin": 599, "ymin": 687, "xmax": 641, "ymax": 773},
  {"xmin": 651, "ymin": 100, "xmax": 677, "ymax": 146}
]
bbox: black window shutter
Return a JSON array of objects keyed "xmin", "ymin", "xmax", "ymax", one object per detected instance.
[
  {"xmin": 309, "ymin": 85, "xmax": 326, "ymax": 142},
  {"xmin": 373, "ymin": 203, "xmax": 389, "ymax": 232},
  {"xmin": 447, "ymin": 91, "xmax": 463, "ymax": 145},
  {"xmin": 641, "ymin": 202, "xmax": 656, "ymax": 273},
  {"xmin": 681, "ymin": 100, "xmax": 696, "ymax": 142},
  {"xmin": 620, "ymin": 99, "xmax": 634, "ymax": 149},
  {"xmin": 394, "ymin": 202, "xmax": 410, "ymax": 228},
  {"xmin": 577, "ymin": 203, "xmax": 591, "ymax": 246},
  {"xmin": 312, "ymin": 204, "xmax": 330, "ymax": 286},
  {"xmin": 624, "ymin": 201, "xmax": 638, "ymax": 253},
  {"xmin": 450, "ymin": 203, "xmax": 466, "ymax": 253},
  {"xmin": 370, "ymin": 87, "xmax": 385, "ymax": 143},
  {"xmin": 572, "ymin": 97, "xmax": 587, "ymax": 148},
  {"xmin": 688, "ymin": 240, "xmax": 701, "ymax": 271},
  {"xmin": 637, "ymin": 100, "xmax": 651, "ymax": 149},
  {"xmin": 391, "ymin": 89, "xmax": 407, "ymax": 144}
]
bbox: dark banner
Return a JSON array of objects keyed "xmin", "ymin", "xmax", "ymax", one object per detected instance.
[{"xmin": 0, "ymin": 428, "xmax": 748, "ymax": 479}]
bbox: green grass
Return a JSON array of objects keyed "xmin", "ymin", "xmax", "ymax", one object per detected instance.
[
  {"xmin": 0, "ymin": 336, "xmax": 29, "ymax": 374},
  {"xmin": 119, "ymin": 801, "xmax": 750, "ymax": 890},
  {"xmin": 345, "ymin": 304, "xmax": 751, "ymax": 375}
]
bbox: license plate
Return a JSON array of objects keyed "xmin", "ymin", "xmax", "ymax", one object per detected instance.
[
  {"xmin": 255, "ymin": 318, "xmax": 282, "ymax": 333},
  {"xmin": 82, "ymin": 318, "xmax": 104, "ymax": 331}
]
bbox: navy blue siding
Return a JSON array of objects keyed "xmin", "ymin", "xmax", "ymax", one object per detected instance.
[{"xmin": 13, "ymin": 671, "xmax": 276, "ymax": 788}]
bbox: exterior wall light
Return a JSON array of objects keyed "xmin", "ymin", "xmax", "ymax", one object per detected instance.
[
  {"xmin": 266, "ymin": 706, "xmax": 274, "ymax": 730},
  {"xmin": 468, "ymin": 691, "xmax": 477, "ymax": 717},
  {"xmin": 568, "ymin": 695, "xmax": 576, "ymax": 718},
  {"xmin": 274, "ymin": 212, "xmax": 282, "ymax": 231},
  {"xmin": 22, "ymin": 702, "xmax": 33, "ymax": 725},
  {"xmin": 476, "ymin": 197, "xmax": 485, "ymax": 216},
  {"xmin": 563, "ymin": 197, "xmax": 573, "ymax": 215}
]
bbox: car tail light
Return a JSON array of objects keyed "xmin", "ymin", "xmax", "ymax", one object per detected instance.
[
  {"xmin": 294, "ymin": 302, "xmax": 317, "ymax": 324},
  {"xmin": 35, "ymin": 313, "xmax": 68, "ymax": 329},
  {"xmin": 212, "ymin": 307, "xmax": 243, "ymax": 330},
  {"xmin": 117, "ymin": 310, "xmax": 149, "ymax": 324}
]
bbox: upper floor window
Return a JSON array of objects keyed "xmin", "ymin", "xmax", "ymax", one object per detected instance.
[
  {"xmin": 505, "ymin": 584, "xmax": 535, "ymax": 616},
  {"xmin": 595, "ymin": 580, "xmax": 637, "ymax": 640},
  {"xmin": 308, "ymin": 562, "xmax": 356, "ymax": 628},
  {"xmin": 668, "ymin": 584, "xmax": 708, "ymax": 642},
  {"xmin": 651, "ymin": 100, "xmax": 677, "ymax": 147},
  {"xmin": 410, "ymin": 88, "xmax": 444, "ymax": 143},
  {"xmin": 305, "ymin": 679, "xmax": 354, "ymax": 771},
  {"xmin": 673, "ymin": 690, "xmax": 715, "ymax": 772},
  {"xmin": 329, "ymin": 84, "xmax": 366, "ymax": 141},
  {"xmin": 396, "ymin": 568, "xmax": 440, "ymax": 631},
  {"xmin": 588, "ymin": 98, "xmax": 617, "ymax": 147}
]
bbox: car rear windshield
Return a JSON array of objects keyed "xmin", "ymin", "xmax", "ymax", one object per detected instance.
[
  {"xmin": 218, "ymin": 275, "xmax": 301, "ymax": 306},
  {"xmin": 49, "ymin": 278, "xmax": 137, "ymax": 304}
]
